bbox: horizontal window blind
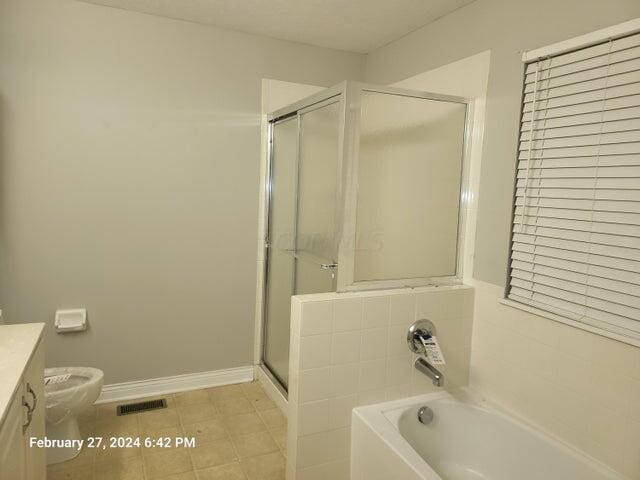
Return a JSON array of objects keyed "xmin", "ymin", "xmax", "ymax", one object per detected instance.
[{"xmin": 508, "ymin": 31, "xmax": 640, "ymax": 340}]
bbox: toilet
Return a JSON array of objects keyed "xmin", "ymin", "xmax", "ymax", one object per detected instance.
[{"xmin": 44, "ymin": 367, "xmax": 104, "ymax": 464}]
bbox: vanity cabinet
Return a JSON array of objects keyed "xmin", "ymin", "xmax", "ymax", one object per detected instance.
[
  {"xmin": 0, "ymin": 393, "xmax": 26, "ymax": 480},
  {"xmin": 0, "ymin": 324, "xmax": 45, "ymax": 480}
]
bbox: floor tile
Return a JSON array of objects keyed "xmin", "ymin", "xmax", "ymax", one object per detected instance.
[
  {"xmin": 196, "ymin": 462, "xmax": 247, "ymax": 480},
  {"xmin": 138, "ymin": 408, "xmax": 181, "ymax": 432},
  {"xmin": 241, "ymin": 383, "xmax": 265, "ymax": 397},
  {"xmin": 189, "ymin": 438, "xmax": 238, "ymax": 470},
  {"xmin": 240, "ymin": 452, "xmax": 285, "ymax": 480},
  {"xmin": 207, "ymin": 384, "xmax": 246, "ymax": 402},
  {"xmin": 47, "ymin": 465, "xmax": 93, "ymax": 480},
  {"xmin": 141, "ymin": 426, "xmax": 186, "ymax": 455},
  {"xmin": 95, "ymin": 402, "xmax": 121, "ymax": 420},
  {"xmin": 174, "ymin": 389, "xmax": 211, "ymax": 406},
  {"xmin": 223, "ymin": 412, "xmax": 266, "ymax": 437},
  {"xmin": 48, "ymin": 444, "xmax": 95, "ymax": 471},
  {"xmin": 95, "ymin": 442, "xmax": 141, "ymax": 463},
  {"xmin": 78, "ymin": 405, "xmax": 98, "ymax": 423},
  {"xmin": 156, "ymin": 472, "xmax": 197, "ymax": 480},
  {"xmin": 93, "ymin": 457, "xmax": 145, "ymax": 480},
  {"xmin": 178, "ymin": 402, "xmax": 219, "ymax": 425},
  {"xmin": 92, "ymin": 416, "xmax": 140, "ymax": 437},
  {"xmin": 257, "ymin": 409, "xmax": 286, "ymax": 429},
  {"xmin": 183, "ymin": 418, "xmax": 228, "ymax": 444},
  {"xmin": 143, "ymin": 449, "xmax": 193, "ymax": 479},
  {"xmin": 215, "ymin": 397, "xmax": 254, "ymax": 417},
  {"xmin": 231, "ymin": 431, "xmax": 279, "ymax": 459},
  {"xmin": 269, "ymin": 427, "xmax": 286, "ymax": 453},
  {"xmin": 247, "ymin": 394, "xmax": 276, "ymax": 412},
  {"xmin": 54, "ymin": 383, "xmax": 286, "ymax": 480}
]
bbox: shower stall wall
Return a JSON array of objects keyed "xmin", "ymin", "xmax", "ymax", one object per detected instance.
[{"xmin": 261, "ymin": 81, "xmax": 471, "ymax": 390}]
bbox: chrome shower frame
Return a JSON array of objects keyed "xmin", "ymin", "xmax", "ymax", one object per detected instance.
[{"xmin": 260, "ymin": 81, "xmax": 473, "ymax": 393}]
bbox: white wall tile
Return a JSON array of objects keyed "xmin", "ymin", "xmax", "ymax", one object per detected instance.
[
  {"xmin": 298, "ymin": 400, "xmax": 329, "ymax": 436},
  {"xmin": 587, "ymin": 369, "xmax": 633, "ymax": 414},
  {"xmin": 291, "ymin": 286, "xmax": 474, "ymax": 478},
  {"xmin": 416, "ymin": 287, "xmax": 474, "ymax": 321},
  {"xmin": 327, "ymin": 428, "xmax": 350, "ymax": 461},
  {"xmin": 623, "ymin": 420, "xmax": 640, "ymax": 478},
  {"xmin": 470, "ymin": 280, "xmax": 640, "ymax": 478},
  {"xmin": 299, "ymin": 368, "xmax": 331, "ymax": 403},
  {"xmin": 297, "ymin": 432, "xmax": 328, "ymax": 468},
  {"xmin": 301, "ymin": 301, "xmax": 333, "ymax": 336},
  {"xmin": 525, "ymin": 339, "xmax": 559, "ymax": 382},
  {"xmin": 550, "ymin": 384, "xmax": 590, "ymax": 433},
  {"xmin": 387, "ymin": 325, "xmax": 408, "ymax": 357},
  {"xmin": 593, "ymin": 335, "xmax": 640, "ymax": 379},
  {"xmin": 388, "ymin": 294, "xmax": 416, "ymax": 326},
  {"xmin": 384, "ymin": 384, "xmax": 413, "ymax": 401},
  {"xmin": 331, "ymin": 331, "xmax": 361, "ymax": 365},
  {"xmin": 329, "ymin": 395, "xmax": 358, "ymax": 429},
  {"xmin": 333, "ymin": 298, "xmax": 363, "ymax": 332},
  {"xmin": 556, "ymin": 323, "xmax": 593, "ymax": 360},
  {"xmin": 290, "ymin": 334, "xmax": 301, "ymax": 378},
  {"xmin": 330, "ymin": 364, "xmax": 360, "ymax": 397},
  {"xmin": 359, "ymin": 358, "xmax": 386, "ymax": 391},
  {"xmin": 434, "ymin": 316, "xmax": 473, "ymax": 351},
  {"xmin": 296, "ymin": 464, "xmax": 327, "ymax": 480},
  {"xmin": 360, "ymin": 328, "xmax": 388, "ymax": 361},
  {"xmin": 586, "ymin": 403, "xmax": 628, "ymax": 453},
  {"xmin": 363, "ymin": 296, "xmax": 389, "ymax": 329},
  {"xmin": 291, "ymin": 298, "xmax": 302, "ymax": 337},
  {"xmin": 356, "ymin": 388, "xmax": 386, "ymax": 406},
  {"xmin": 301, "ymin": 335, "xmax": 331, "ymax": 370},
  {"xmin": 385, "ymin": 354, "xmax": 412, "ymax": 387},
  {"xmin": 631, "ymin": 380, "xmax": 640, "ymax": 422},
  {"xmin": 556, "ymin": 352, "xmax": 592, "ymax": 393}
]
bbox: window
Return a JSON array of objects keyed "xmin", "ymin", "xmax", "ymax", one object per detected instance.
[{"xmin": 507, "ymin": 27, "xmax": 640, "ymax": 342}]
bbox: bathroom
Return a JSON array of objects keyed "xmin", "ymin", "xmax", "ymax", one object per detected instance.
[{"xmin": 0, "ymin": 0, "xmax": 639, "ymax": 479}]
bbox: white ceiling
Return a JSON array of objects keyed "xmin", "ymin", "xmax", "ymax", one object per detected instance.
[{"xmin": 76, "ymin": 0, "xmax": 476, "ymax": 53}]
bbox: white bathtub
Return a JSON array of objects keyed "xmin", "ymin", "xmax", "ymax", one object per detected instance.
[{"xmin": 351, "ymin": 391, "xmax": 624, "ymax": 480}]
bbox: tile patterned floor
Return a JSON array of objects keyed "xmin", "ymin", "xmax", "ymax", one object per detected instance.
[{"xmin": 47, "ymin": 382, "xmax": 287, "ymax": 480}]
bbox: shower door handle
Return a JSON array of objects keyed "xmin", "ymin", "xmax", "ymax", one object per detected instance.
[{"xmin": 320, "ymin": 263, "xmax": 338, "ymax": 270}]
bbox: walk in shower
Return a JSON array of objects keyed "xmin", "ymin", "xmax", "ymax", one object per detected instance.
[{"xmin": 261, "ymin": 81, "xmax": 471, "ymax": 391}]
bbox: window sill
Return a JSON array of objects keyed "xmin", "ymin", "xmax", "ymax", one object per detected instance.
[{"xmin": 499, "ymin": 299, "xmax": 640, "ymax": 348}]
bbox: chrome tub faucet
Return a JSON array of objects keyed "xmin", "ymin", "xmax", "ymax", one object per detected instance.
[{"xmin": 407, "ymin": 319, "xmax": 445, "ymax": 387}]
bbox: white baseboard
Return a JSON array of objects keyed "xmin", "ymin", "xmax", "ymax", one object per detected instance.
[{"xmin": 96, "ymin": 366, "xmax": 254, "ymax": 404}]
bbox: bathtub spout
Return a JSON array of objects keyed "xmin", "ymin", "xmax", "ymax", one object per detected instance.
[{"xmin": 415, "ymin": 357, "xmax": 444, "ymax": 387}]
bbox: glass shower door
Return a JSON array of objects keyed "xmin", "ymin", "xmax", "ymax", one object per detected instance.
[{"xmin": 262, "ymin": 100, "xmax": 341, "ymax": 390}]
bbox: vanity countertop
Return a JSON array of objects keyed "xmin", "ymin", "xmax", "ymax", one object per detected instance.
[{"xmin": 0, "ymin": 323, "xmax": 45, "ymax": 426}]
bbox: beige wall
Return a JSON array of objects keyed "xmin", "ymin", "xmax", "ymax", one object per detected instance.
[
  {"xmin": 286, "ymin": 286, "xmax": 474, "ymax": 480},
  {"xmin": 365, "ymin": 0, "xmax": 640, "ymax": 286},
  {"xmin": 0, "ymin": 0, "xmax": 365, "ymax": 383}
]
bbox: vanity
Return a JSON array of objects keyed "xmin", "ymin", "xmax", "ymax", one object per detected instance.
[{"xmin": 0, "ymin": 323, "xmax": 46, "ymax": 480}]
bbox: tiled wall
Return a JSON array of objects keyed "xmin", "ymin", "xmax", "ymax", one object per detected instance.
[
  {"xmin": 286, "ymin": 285, "xmax": 474, "ymax": 480},
  {"xmin": 470, "ymin": 280, "xmax": 640, "ymax": 479}
]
